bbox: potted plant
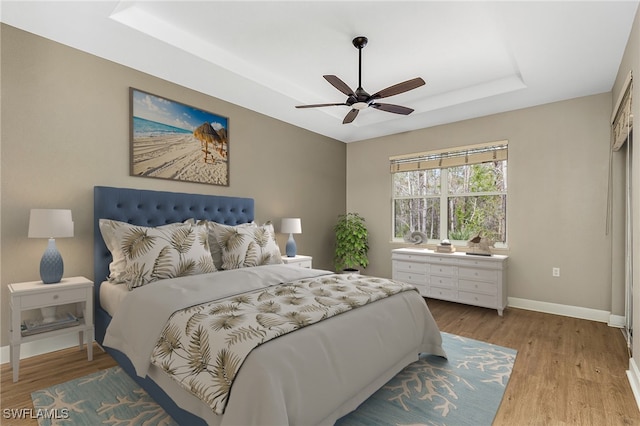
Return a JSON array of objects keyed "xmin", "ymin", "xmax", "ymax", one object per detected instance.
[{"xmin": 334, "ymin": 212, "xmax": 369, "ymax": 273}]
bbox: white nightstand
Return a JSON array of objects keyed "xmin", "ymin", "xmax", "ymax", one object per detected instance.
[
  {"xmin": 9, "ymin": 276, "xmax": 94, "ymax": 382},
  {"xmin": 281, "ymin": 255, "xmax": 313, "ymax": 269}
]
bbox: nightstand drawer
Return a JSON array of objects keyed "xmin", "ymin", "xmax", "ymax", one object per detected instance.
[
  {"xmin": 19, "ymin": 287, "xmax": 87, "ymax": 309},
  {"xmin": 281, "ymin": 255, "xmax": 312, "ymax": 269}
]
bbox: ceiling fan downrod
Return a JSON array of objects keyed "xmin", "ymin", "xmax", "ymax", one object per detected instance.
[{"xmin": 352, "ymin": 36, "xmax": 369, "ymax": 109}]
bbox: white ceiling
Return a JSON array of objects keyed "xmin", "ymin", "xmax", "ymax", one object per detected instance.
[{"xmin": 1, "ymin": 1, "xmax": 638, "ymax": 143}]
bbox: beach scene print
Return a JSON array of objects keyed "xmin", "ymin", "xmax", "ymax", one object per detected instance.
[{"xmin": 131, "ymin": 89, "xmax": 229, "ymax": 186}]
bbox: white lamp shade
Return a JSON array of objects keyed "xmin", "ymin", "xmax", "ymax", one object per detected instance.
[
  {"xmin": 280, "ymin": 218, "xmax": 302, "ymax": 234},
  {"xmin": 28, "ymin": 209, "xmax": 74, "ymax": 238}
]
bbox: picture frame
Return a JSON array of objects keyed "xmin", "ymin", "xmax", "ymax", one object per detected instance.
[{"xmin": 130, "ymin": 88, "xmax": 229, "ymax": 186}]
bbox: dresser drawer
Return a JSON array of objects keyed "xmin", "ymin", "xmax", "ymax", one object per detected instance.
[
  {"xmin": 429, "ymin": 275, "xmax": 456, "ymax": 288},
  {"xmin": 428, "ymin": 255, "xmax": 457, "ymax": 265},
  {"xmin": 429, "ymin": 286, "xmax": 456, "ymax": 300},
  {"xmin": 458, "ymin": 291, "xmax": 496, "ymax": 307},
  {"xmin": 393, "ymin": 260, "xmax": 428, "ymax": 274},
  {"xmin": 430, "ymin": 265, "xmax": 456, "ymax": 276},
  {"xmin": 392, "ymin": 253, "xmax": 428, "ymax": 263},
  {"xmin": 394, "ymin": 270, "xmax": 427, "ymax": 285},
  {"xmin": 459, "ymin": 279, "xmax": 497, "ymax": 295},
  {"xmin": 458, "ymin": 258, "xmax": 503, "ymax": 269},
  {"xmin": 18, "ymin": 288, "xmax": 87, "ymax": 309},
  {"xmin": 458, "ymin": 267, "xmax": 498, "ymax": 282}
]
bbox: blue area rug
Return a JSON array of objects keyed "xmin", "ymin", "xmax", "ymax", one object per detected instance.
[
  {"xmin": 337, "ymin": 332, "xmax": 516, "ymax": 426},
  {"xmin": 31, "ymin": 333, "xmax": 515, "ymax": 426}
]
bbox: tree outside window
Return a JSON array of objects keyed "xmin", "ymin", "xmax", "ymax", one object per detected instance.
[{"xmin": 391, "ymin": 143, "xmax": 507, "ymax": 244}]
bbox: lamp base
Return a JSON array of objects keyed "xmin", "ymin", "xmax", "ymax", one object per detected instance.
[
  {"xmin": 40, "ymin": 238, "xmax": 64, "ymax": 284},
  {"xmin": 285, "ymin": 233, "xmax": 297, "ymax": 257}
]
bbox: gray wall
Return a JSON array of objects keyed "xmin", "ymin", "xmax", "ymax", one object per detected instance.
[
  {"xmin": 346, "ymin": 93, "xmax": 615, "ymax": 312},
  {"xmin": 0, "ymin": 24, "xmax": 346, "ymax": 347}
]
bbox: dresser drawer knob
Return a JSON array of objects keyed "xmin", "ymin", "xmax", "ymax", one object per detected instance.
[{"xmin": 53, "ymin": 295, "xmax": 59, "ymax": 300}]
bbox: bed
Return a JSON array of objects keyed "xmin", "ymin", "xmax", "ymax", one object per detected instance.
[{"xmin": 93, "ymin": 185, "xmax": 445, "ymax": 425}]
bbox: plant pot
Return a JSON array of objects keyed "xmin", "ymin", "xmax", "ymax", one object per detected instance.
[{"xmin": 340, "ymin": 268, "xmax": 360, "ymax": 275}]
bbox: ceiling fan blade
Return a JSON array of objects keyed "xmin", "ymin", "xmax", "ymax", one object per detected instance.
[
  {"xmin": 296, "ymin": 103, "xmax": 348, "ymax": 109},
  {"xmin": 371, "ymin": 103, "xmax": 415, "ymax": 115},
  {"xmin": 324, "ymin": 75, "xmax": 356, "ymax": 97},
  {"xmin": 343, "ymin": 109, "xmax": 359, "ymax": 124},
  {"xmin": 371, "ymin": 77, "xmax": 426, "ymax": 99}
]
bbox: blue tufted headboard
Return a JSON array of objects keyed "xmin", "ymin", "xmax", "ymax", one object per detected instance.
[{"xmin": 93, "ymin": 185, "xmax": 254, "ymax": 343}]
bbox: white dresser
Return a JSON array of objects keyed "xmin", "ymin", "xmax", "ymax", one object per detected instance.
[{"xmin": 392, "ymin": 248, "xmax": 508, "ymax": 316}]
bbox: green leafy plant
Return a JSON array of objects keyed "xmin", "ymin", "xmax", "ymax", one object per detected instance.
[{"xmin": 334, "ymin": 213, "xmax": 369, "ymax": 272}]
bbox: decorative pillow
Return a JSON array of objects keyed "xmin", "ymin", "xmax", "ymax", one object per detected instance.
[
  {"xmin": 99, "ymin": 219, "xmax": 216, "ymax": 289},
  {"xmin": 99, "ymin": 219, "xmax": 193, "ymax": 283},
  {"xmin": 199, "ymin": 220, "xmax": 256, "ymax": 270},
  {"xmin": 208, "ymin": 221, "xmax": 283, "ymax": 270}
]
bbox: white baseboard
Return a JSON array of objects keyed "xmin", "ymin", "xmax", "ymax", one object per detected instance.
[
  {"xmin": 628, "ymin": 358, "xmax": 640, "ymax": 411},
  {"xmin": 609, "ymin": 314, "xmax": 627, "ymax": 328},
  {"xmin": 0, "ymin": 333, "xmax": 80, "ymax": 365},
  {"xmin": 508, "ymin": 297, "xmax": 613, "ymax": 324}
]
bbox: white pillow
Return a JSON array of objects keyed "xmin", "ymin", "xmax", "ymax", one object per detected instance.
[
  {"xmin": 208, "ymin": 221, "xmax": 283, "ymax": 270},
  {"xmin": 99, "ymin": 219, "xmax": 216, "ymax": 289}
]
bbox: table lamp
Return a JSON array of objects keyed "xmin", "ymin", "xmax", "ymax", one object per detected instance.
[
  {"xmin": 280, "ymin": 218, "xmax": 302, "ymax": 257},
  {"xmin": 28, "ymin": 209, "xmax": 74, "ymax": 284}
]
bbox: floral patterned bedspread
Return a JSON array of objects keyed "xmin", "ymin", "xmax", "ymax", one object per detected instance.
[{"xmin": 149, "ymin": 273, "xmax": 416, "ymax": 415}]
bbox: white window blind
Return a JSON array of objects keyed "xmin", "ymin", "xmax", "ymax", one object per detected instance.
[{"xmin": 389, "ymin": 140, "xmax": 508, "ymax": 173}]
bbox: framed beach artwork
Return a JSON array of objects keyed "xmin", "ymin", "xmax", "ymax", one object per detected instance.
[{"xmin": 130, "ymin": 88, "xmax": 229, "ymax": 186}]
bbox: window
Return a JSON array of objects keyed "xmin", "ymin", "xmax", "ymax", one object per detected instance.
[{"xmin": 391, "ymin": 141, "xmax": 507, "ymax": 245}]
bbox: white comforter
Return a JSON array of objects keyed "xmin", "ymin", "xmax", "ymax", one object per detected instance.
[{"xmin": 104, "ymin": 265, "xmax": 445, "ymax": 425}]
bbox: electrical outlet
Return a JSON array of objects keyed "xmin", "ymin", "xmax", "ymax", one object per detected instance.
[{"xmin": 552, "ymin": 267, "xmax": 560, "ymax": 277}]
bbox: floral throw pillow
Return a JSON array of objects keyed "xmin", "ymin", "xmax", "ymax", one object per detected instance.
[
  {"xmin": 209, "ymin": 222, "xmax": 283, "ymax": 270},
  {"xmin": 199, "ymin": 220, "xmax": 256, "ymax": 270},
  {"xmin": 99, "ymin": 219, "xmax": 216, "ymax": 289}
]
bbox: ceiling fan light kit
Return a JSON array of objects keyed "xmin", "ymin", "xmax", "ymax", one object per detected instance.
[{"xmin": 296, "ymin": 36, "xmax": 425, "ymax": 124}]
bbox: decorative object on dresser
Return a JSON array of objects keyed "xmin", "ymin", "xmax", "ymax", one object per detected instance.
[
  {"xmin": 28, "ymin": 209, "xmax": 74, "ymax": 284},
  {"xmin": 467, "ymin": 232, "xmax": 495, "ymax": 256},
  {"xmin": 9, "ymin": 276, "xmax": 94, "ymax": 382},
  {"xmin": 404, "ymin": 231, "xmax": 428, "ymax": 244},
  {"xmin": 280, "ymin": 217, "xmax": 302, "ymax": 257},
  {"xmin": 334, "ymin": 212, "xmax": 369, "ymax": 273},
  {"xmin": 436, "ymin": 239, "xmax": 456, "ymax": 253},
  {"xmin": 281, "ymin": 254, "xmax": 313, "ymax": 268},
  {"xmin": 392, "ymin": 248, "xmax": 508, "ymax": 315}
]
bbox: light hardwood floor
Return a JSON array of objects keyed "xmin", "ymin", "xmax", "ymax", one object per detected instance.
[{"xmin": 1, "ymin": 300, "xmax": 639, "ymax": 425}]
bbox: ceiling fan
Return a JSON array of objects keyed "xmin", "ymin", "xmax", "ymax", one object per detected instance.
[{"xmin": 296, "ymin": 36, "xmax": 425, "ymax": 124}]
